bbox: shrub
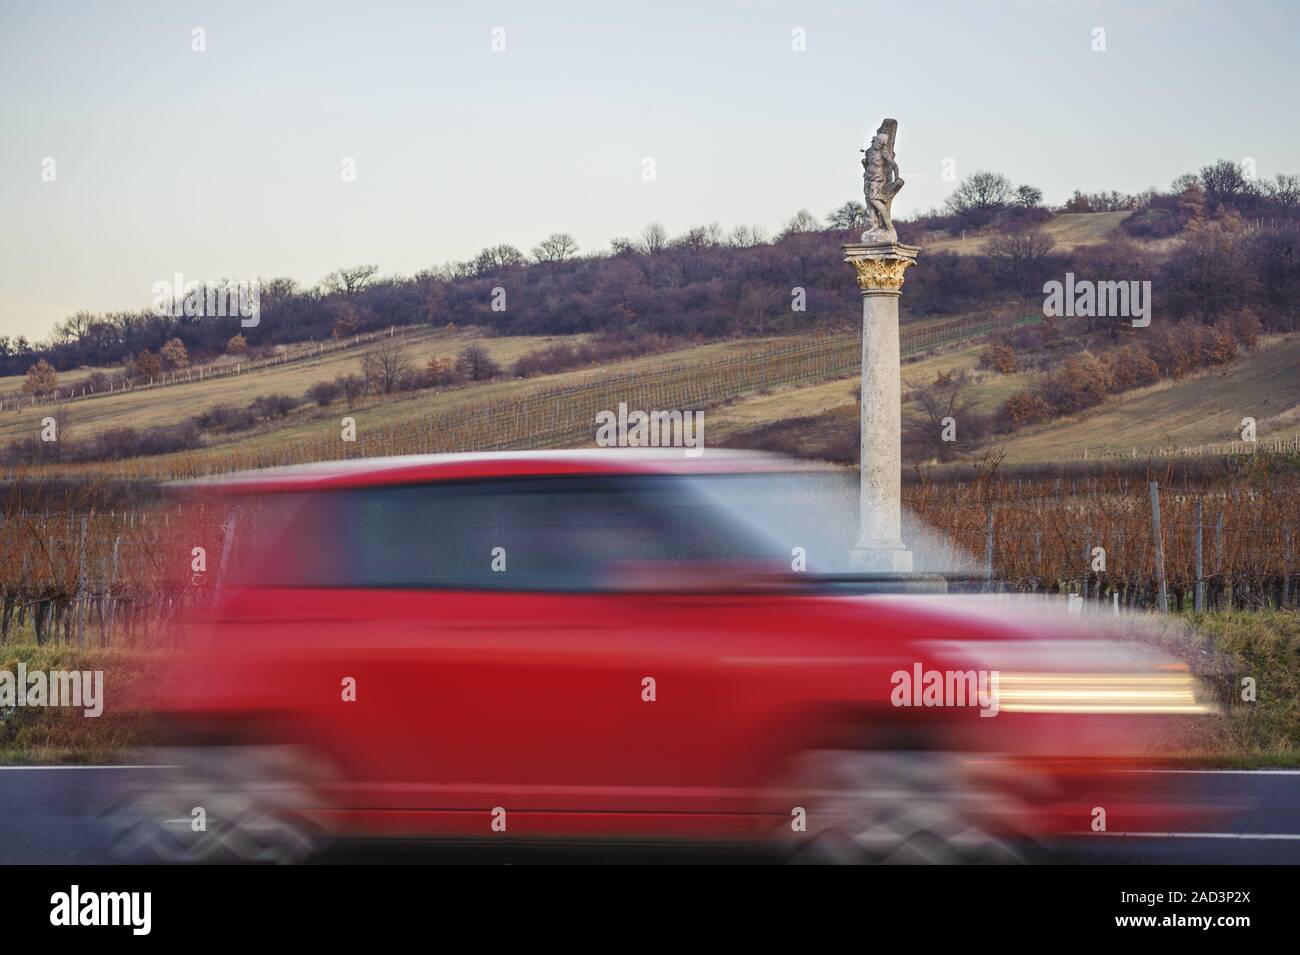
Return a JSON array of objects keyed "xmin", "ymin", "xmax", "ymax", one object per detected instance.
[
  {"xmin": 999, "ymin": 390, "xmax": 1053, "ymax": 428},
  {"xmin": 336, "ymin": 373, "xmax": 367, "ymax": 408},
  {"xmin": 21, "ymin": 360, "xmax": 59, "ymax": 397},
  {"xmin": 249, "ymin": 393, "xmax": 300, "ymax": 420},
  {"xmin": 424, "ymin": 356, "xmax": 463, "ymax": 387},
  {"xmin": 306, "ymin": 380, "xmax": 342, "ymax": 407},
  {"xmin": 160, "ymin": 337, "xmax": 189, "ymax": 369},
  {"xmin": 979, "ymin": 343, "xmax": 1017, "ymax": 374},
  {"xmin": 131, "ymin": 350, "xmax": 161, "ymax": 381},
  {"xmin": 455, "ymin": 345, "xmax": 501, "ymax": 382},
  {"xmin": 193, "ymin": 403, "xmax": 258, "ymax": 432}
]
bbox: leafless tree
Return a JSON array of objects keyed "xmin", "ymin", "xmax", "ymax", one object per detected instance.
[
  {"xmin": 1266, "ymin": 174, "xmax": 1300, "ymax": 216},
  {"xmin": 472, "ymin": 244, "xmax": 526, "ymax": 275},
  {"xmin": 826, "ymin": 201, "xmax": 868, "ymax": 231},
  {"xmin": 323, "ymin": 264, "xmax": 380, "ymax": 297},
  {"xmin": 984, "ymin": 228, "xmax": 1057, "ymax": 295},
  {"xmin": 360, "ymin": 339, "xmax": 413, "ymax": 394},
  {"xmin": 531, "ymin": 233, "xmax": 579, "ymax": 263},
  {"xmin": 672, "ymin": 223, "xmax": 723, "ymax": 253},
  {"xmin": 640, "ymin": 222, "xmax": 668, "ymax": 255},
  {"xmin": 782, "ymin": 208, "xmax": 820, "ymax": 235},
  {"xmin": 1199, "ymin": 159, "xmax": 1251, "ymax": 207},
  {"xmin": 728, "ymin": 224, "xmax": 769, "ymax": 247},
  {"xmin": 455, "ymin": 344, "xmax": 501, "ymax": 381},
  {"xmin": 1014, "ymin": 185, "xmax": 1043, "ymax": 208},
  {"xmin": 945, "ymin": 170, "xmax": 1013, "ymax": 221},
  {"xmin": 903, "ymin": 371, "xmax": 984, "ymax": 463}
]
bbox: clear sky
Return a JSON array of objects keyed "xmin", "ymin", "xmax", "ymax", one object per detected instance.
[{"xmin": 1, "ymin": 0, "xmax": 1297, "ymax": 341}]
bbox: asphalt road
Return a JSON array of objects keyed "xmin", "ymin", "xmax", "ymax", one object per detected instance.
[{"xmin": 0, "ymin": 766, "xmax": 1295, "ymax": 865}]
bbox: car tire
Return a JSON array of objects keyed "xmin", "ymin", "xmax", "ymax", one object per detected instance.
[
  {"xmin": 100, "ymin": 745, "xmax": 331, "ymax": 865},
  {"xmin": 780, "ymin": 749, "xmax": 1032, "ymax": 865}
]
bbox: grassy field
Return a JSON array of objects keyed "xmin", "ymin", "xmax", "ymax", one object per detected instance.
[
  {"xmin": 0, "ymin": 640, "xmax": 167, "ymax": 764},
  {"xmin": 923, "ymin": 211, "xmax": 1132, "ymax": 255},
  {"xmin": 706, "ymin": 342, "xmax": 1036, "ymax": 444},
  {"xmin": 0, "ymin": 327, "xmax": 589, "ymax": 443},
  {"xmin": 986, "ymin": 335, "xmax": 1300, "ymax": 463},
  {"xmin": 1182, "ymin": 611, "xmax": 1300, "ymax": 767}
]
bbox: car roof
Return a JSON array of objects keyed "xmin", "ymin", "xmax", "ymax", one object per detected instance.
[{"xmin": 172, "ymin": 448, "xmax": 814, "ymax": 494}]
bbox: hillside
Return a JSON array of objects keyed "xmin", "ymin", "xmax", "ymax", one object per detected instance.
[
  {"xmin": 924, "ymin": 211, "xmax": 1131, "ymax": 255},
  {"xmin": 0, "ymin": 327, "xmax": 585, "ymax": 444},
  {"xmin": 703, "ymin": 334, "xmax": 1300, "ymax": 466},
  {"xmin": 987, "ymin": 335, "xmax": 1300, "ymax": 462}
]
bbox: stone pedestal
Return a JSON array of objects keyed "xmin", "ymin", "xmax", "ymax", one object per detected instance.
[{"xmin": 843, "ymin": 242, "xmax": 919, "ymax": 573}]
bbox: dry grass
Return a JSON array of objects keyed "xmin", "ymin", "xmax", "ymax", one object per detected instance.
[
  {"xmin": 986, "ymin": 335, "xmax": 1300, "ymax": 462},
  {"xmin": 0, "ymin": 327, "xmax": 589, "ymax": 443},
  {"xmin": 923, "ymin": 211, "xmax": 1133, "ymax": 255}
]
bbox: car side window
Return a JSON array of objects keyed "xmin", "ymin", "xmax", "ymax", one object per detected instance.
[{"xmin": 234, "ymin": 475, "xmax": 778, "ymax": 592}]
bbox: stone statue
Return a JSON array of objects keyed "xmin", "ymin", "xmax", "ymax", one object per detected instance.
[{"xmin": 860, "ymin": 118, "xmax": 905, "ymax": 244}]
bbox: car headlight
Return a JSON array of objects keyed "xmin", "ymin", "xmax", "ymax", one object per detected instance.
[
  {"xmin": 918, "ymin": 639, "xmax": 1217, "ymax": 715},
  {"xmin": 994, "ymin": 670, "xmax": 1213, "ymax": 715}
]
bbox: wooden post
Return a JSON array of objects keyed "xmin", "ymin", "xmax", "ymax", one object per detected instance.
[
  {"xmin": 1216, "ymin": 511, "xmax": 1225, "ymax": 609},
  {"xmin": 984, "ymin": 507, "xmax": 994, "ymax": 588},
  {"xmin": 1149, "ymin": 481, "xmax": 1168, "ymax": 614},
  {"xmin": 1194, "ymin": 498, "xmax": 1205, "ymax": 612},
  {"xmin": 106, "ymin": 535, "xmax": 120, "ymax": 646},
  {"xmin": 1285, "ymin": 529, "xmax": 1294, "ymax": 609}
]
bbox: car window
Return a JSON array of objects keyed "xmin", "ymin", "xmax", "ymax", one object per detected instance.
[{"xmin": 224, "ymin": 475, "xmax": 780, "ymax": 592}]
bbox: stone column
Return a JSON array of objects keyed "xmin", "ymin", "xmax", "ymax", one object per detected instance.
[{"xmin": 843, "ymin": 241, "xmax": 919, "ymax": 572}]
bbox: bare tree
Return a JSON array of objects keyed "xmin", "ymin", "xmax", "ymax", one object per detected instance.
[
  {"xmin": 983, "ymin": 228, "xmax": 1057, "ymax": 295},
  {"xmin": 1014, "ymin": 185, "xmax": 1043, "ymax": 208},
  {"xmin": 945, "ymin": 170, "xmax": 1013, "ymax": 224},
  {"xmin": 728, "ymin": 224, "xmax": 769, "ymax": 247},
  {"xmin": 903, "ymin": 371, "xmax": 984, "ymax": 462},
  {"xmin": 53, "ymin": 311, "xmax": 96, "ymax": 345},
  {"xmin": 826, "ymin": 201, "xmax": 868, "ymax": 231},
  {"xmin": 639, "ymin": 222, "xmax": 668, "ymax": 255},
  {"xmin": 455, "ymin": 344, "xmax": 501, "ymax": 381},
  {"xmin": 1266, "ymin": 174, "xmax": 1300, "ymax": 216},
  {"xmin": 782, "ymin": 208, "xmax": 820, "ymax": 235},
  {"xmin": 472, "ymin": 244, "xmax": 526, "ymax": 275},
  {"xmin": 323, "ymin": 264, "xmax": 380, "ymax": 297},
  {"xmin": 360, "ymin": 339, "xmax": 413, "ymax": 394},
  {"xmin": 1199, "ymin": 159, "xmax": 1251, "ymax": 207},
  {"xmin": 531, "ymin": 233, "xmax": 579, "ymax": 263},
  {"xmin": 672, "ymin": 224, "xmax": 723, "ymax": 253}
]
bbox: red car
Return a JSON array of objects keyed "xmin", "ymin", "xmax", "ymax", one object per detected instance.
[{"xmin": 108, "ymin": 450, "xmax": 1217, "ymax": 863}]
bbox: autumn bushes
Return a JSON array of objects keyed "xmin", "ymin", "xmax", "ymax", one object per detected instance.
[
  {"xmin": 509, "ymin": 333, "xmax": 671, "ymax": 378},
  {"xmin": 1, "ymin": 423, "xmax": 204, "ymax": 465},
  {"xmin": 995, "ymin": 312, "xmax": 1263, "ymax": 430}
]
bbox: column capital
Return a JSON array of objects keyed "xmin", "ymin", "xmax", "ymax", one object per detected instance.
[{"xmin": 842, "ymin": 242, "xmax": 920, "ymax": 296}]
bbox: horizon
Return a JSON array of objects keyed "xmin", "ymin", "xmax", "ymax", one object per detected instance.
[{"xmin": 3, "ymin": 0, "xmax": 1298, "ymax": 341}]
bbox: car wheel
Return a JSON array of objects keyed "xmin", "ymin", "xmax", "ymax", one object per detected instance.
[
  {"xmin": 101, "ymin": 746, "xmax": 331, "ymax": 865},
  {"xmin": 780, "ymin": 750, "xmax": 1031, "ymax": 865}
]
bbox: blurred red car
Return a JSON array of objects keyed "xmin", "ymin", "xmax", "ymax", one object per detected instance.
[{"xmin": 110, "ymin": 450, "xmax": 1217, "ymax": 863}]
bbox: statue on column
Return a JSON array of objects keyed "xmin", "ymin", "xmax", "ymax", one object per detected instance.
[{"xmin": 860, "ymin": 118, "xmax": 905, "ymax": 244}]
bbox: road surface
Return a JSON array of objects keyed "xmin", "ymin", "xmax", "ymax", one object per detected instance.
[{"xmin": 0, "ymin": 766, "xmax": 1295, "ymax": 864}]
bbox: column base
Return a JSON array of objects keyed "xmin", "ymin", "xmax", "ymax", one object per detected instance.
[{"xmin": 847, "ymin": 541, "xmax": 914, "ymax": 573}]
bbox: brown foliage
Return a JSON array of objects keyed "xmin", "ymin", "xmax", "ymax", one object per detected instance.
[{"xmin": 21, "ymin": 359, "xmax": 59, "ymax": 396}]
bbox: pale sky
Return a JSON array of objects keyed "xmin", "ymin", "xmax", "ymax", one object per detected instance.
[{"xmin": 2, "ymin": 0, "xmax": 1297, "ymax": 341}]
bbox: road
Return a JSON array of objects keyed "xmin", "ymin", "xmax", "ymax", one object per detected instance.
[{"xmin": 0, "ymin": 766, "xmax": 1295, "ymax": 864}]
